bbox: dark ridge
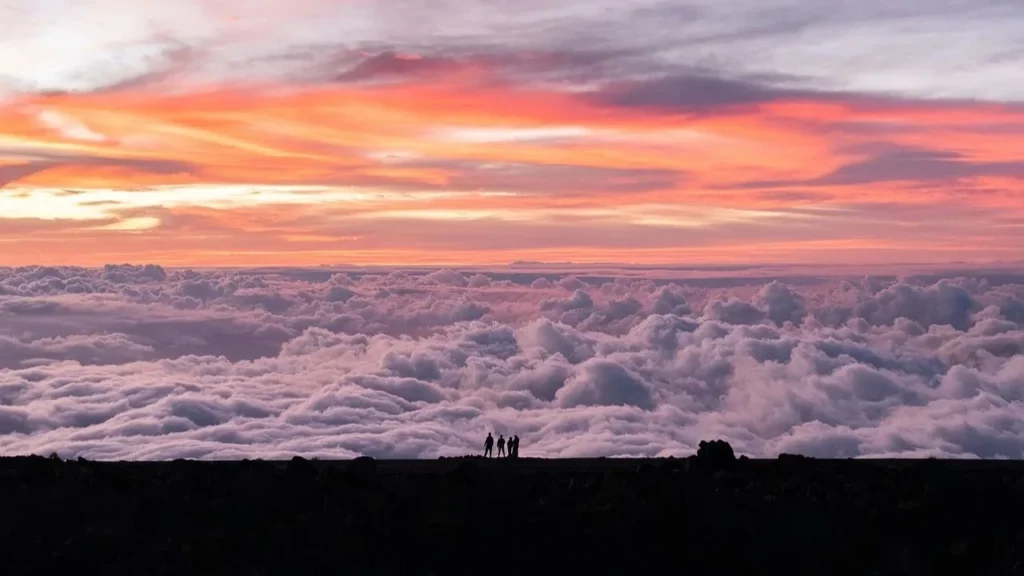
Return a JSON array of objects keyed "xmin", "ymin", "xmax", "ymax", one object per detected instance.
[{"xmin": 1, "ymin": 446, "xmax": 1022, "ymax": 574}]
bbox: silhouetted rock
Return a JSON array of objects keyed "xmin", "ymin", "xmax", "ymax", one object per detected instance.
[
  {"xmin": 777, "ymin": 453, "xmax": 814, "ymax": 471},
  {"xmin": 446, "ymin": 459, "xmax": 480, "ymax": 487},
  {"xmin": 694, "ymin": 439, "xmax": 736, "ymax": 471},
  {"xmin": 352, "ymin": 455, "xmax": 377, "ymax": 475},
  {"xmin": 287, "ymin": 455, "xmax": 317, "ymax": 478}
]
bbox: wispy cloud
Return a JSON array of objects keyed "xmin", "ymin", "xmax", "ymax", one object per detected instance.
[{"xmin": 0, "ymin": 0, "xmax": 1023, "ymax": 265}]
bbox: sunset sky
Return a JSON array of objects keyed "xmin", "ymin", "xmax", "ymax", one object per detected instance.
[{"xmin": 2, "ymin": 0, "xmax": 1024, "ymax": 267}]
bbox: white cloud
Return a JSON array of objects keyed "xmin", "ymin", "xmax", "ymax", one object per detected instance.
[{"xmin": 1, "ymin": 264, "xmax": 1023, "ymax": 459}]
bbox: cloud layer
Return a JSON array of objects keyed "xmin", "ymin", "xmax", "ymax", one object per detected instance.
[
  {"xmin": 2, "ymin": 265, "xmax": 1023, "ymax": 460},
  {"xmin": 1, "ymin": 1, "xmax": 1023, "ymax": 265}
]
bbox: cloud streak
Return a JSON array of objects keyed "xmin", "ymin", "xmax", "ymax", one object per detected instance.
[
  {"xmin": 1, "ymin": 264, "xmax": 1024, "ymax": 459},
  {"xmin": 0, "ymin": 0, "xmax": 1022, "ymax": 264}
]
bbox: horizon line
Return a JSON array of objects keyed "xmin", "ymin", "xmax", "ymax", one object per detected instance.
[{"xmin": 2, "ymin": 259, "xmax": 1022, "ymax": 271}]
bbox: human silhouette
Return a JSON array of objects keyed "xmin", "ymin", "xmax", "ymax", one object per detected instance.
[
  {"xmin": 497, "ymin": 435, "xmax": 506, "ymax": 457},
  {"xmin": 512, "ymin": 435, "xmax": 520, "ymax": 458},
  {"xmin": 484, "ymin": 433, "xmax": 494, "ymax": 457}
]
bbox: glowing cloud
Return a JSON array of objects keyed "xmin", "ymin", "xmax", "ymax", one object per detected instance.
[{"xmin": 0, "ymin": 0, "xmax": 1023, "ymax": 265}]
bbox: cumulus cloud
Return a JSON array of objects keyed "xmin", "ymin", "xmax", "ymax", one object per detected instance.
[{"xmin": 1, "ymin": 264, "xmax": 1023, "ymax": 460}]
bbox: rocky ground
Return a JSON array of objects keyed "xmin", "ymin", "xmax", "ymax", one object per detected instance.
[{"xmin": 2, "ymin": 443, "xmax": 1023, "ymax": 575}]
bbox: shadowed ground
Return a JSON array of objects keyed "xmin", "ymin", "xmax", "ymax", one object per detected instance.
[{"xmin": 1, "ymin": 455, "xmax": 1023, "ymax": 575}]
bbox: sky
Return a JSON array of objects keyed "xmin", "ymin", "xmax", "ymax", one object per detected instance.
[
  {"xmin": 2, "ymin": 4, "xmax": 1024, "ymax": 461},
  {"xmin": 2, "ymin": 0, "xmax": 1024, "ymax": 266}
]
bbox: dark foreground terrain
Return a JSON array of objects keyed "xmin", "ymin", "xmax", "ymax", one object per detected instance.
[{"xmin": 2, "ymin": 446, "xmax": 1024, "ymax": 575}]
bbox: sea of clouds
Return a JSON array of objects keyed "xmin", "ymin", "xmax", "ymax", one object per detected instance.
[{"xmin": 1, "ymin": 263, "xmax": 1023, "ymax": 460}]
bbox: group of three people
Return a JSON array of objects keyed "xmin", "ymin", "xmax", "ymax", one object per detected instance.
[{"xmin": 483, "ymin": 433, "xmax": 520, "ymax": 458}]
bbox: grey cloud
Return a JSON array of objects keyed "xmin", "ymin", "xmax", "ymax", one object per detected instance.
[
  {"xmin": 555, "ymin": 358, "xmax": 656, "ymax": 410},
  {"xmin": 331, "ymin": 48, "xmax": 633, "ymax": 87},
  {"xmin": 0, "ymin": 155, "xmax": 197, "ymax": 189},
  {"xmin": 815, "ymin": 147, "xmax": 1024, "ymax": 186},
  {"xmin": 442, "ymin": 162, "xmax": 683, "ymax": 197},
  {"xmin": 333, "ymin": 51, "xmax": 469, "ymax": 84},
  {"xmin": 339, "ymin": 158, "xmax": 684, "ymax": 197},
  {"xmin": 586, "ymin": 73, "xmax": 812, "ymax": 112},
  {"xmin": 0, "ymin": 163, "xmax": 54, "ymax": 188},
  {"xmin": 731, "ymin": 141, "xmax": 1024, "ymax": 192}
]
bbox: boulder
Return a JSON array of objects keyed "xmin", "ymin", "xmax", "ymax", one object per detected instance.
[
  {"xmin": 287, "ymin": 456, "xmax": 318, "ymax": 478},
  {"xmin": 694, "ymin": 439, "xmax": 736, "ymax": 471}
]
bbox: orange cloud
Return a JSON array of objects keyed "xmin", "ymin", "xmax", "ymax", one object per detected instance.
[{"xmin": 2, "ymin": 75, "xmax": 1024, "ymax": 266}]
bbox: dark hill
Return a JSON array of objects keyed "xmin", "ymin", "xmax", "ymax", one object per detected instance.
[{"xmin": 1, "ymin": 450, "xmax": 1023, "ymax": 575}]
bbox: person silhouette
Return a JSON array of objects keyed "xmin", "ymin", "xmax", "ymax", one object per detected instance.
[
  {"xmin": 497, "ymin": 435, "xmax": 506, "ymax": 457},
  {"xmin": 484, "ymin": 433, "xmax": 494, "ymax": 457},
  {"xmin": 512, "ymin": 435, "xmax": 520, "ymax": 458}
]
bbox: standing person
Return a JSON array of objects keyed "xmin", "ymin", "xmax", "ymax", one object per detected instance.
[
  {"xmin": 512, "ymin": 435, "xmax": 520, "ymax": 458},
  {"xmin": 484, "ymin": 432, "xmax": 494, "ymax": 457},
  {"xmin": 497, "ymin": 435, "xmax": 506, "ymax": 457}
]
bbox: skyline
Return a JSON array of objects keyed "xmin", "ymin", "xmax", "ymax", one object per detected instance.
[{"xmin": 3, "ymin": 0, "xmax": 1024, "ymax": 266}]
